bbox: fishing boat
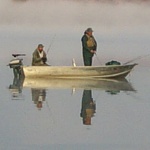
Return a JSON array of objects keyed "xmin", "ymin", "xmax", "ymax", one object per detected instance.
[
  {"xmin": 9, "ymin": 54, "xmax": 137, "ymax": 79},
  {"xmin": 22, "ymin": 64, "xmax": 136, "ymax": 79}
]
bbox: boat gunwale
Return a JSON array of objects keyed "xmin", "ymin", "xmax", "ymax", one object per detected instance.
[{"xmin": 23, "ymin": 63, "xmax": 137, "ymax": 69}]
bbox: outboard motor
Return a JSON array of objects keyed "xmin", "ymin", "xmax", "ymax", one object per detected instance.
[{"xmin": 8, "ymin": 54, "xmax": 26, "ymax": 78}]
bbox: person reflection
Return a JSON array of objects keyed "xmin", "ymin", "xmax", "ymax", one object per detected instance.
[
  {"xmin": 80, "ymin": 90, "xmax": 96, "ymax": 125},
  {"xmin": 31, "ymin": 89, "xmax": 46, "ymax": 110}
]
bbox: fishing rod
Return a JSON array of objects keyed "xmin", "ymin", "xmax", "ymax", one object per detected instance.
[
  {"xmin": 46, "ymin": 34, "xmax": 56, "ymax": 55},
  {"xmin": 123, "ymin": 54, "xmax": 150, "ymax": 65},
  {"xmin": 46, "ymin": 100, "xmax": 55, "ymax": 125},
  {"xmin": 95, "ymin": 53, "xmax": 102, "ymax": 65}
]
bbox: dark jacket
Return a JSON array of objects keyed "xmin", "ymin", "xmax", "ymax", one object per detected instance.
[
  {"xmin": 81, "ymin": 34, "xmax": 97, "ymax": 58},
  {"xmin": 80, "ymin": 90, "xmax": 96, "ymax": 119}
]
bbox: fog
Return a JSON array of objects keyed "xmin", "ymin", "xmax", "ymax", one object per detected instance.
[
  {"xmin": 0, "ymin": 0, "xmax": 150, "ymax": 66},
  {"xmin": 1, "ymin": 0, "xmax": 150, "ymax": 33}
]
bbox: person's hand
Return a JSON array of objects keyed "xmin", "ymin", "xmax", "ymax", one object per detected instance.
[
  {"xmin": 41, "ymin": 57, "xmax": 47, "ymax": 63},
  {"xmin": 90, "ymin": 50, "xmax": 96, "ymax": 54},
  {"xmin": 90, "ymin": 50, "xmax": 94, "ymax": 53}
]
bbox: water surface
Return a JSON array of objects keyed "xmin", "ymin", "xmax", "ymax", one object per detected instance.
[{"xmin": 0, "ymin": 1, "xmax": 150, "ymax": 150}]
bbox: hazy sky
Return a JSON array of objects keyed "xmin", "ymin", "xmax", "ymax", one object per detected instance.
[
  {"xmin": 0, "ymin": 0, "xmax": 150, "ymax": 66},
  {"xmin": 1, "ymin": 0, "xmax": 150, "ymax": 33}
]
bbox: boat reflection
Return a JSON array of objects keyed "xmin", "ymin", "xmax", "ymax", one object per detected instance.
[
  {"xmin": 9, "ymin": 77, "xmax": 136, "ymax": 125},
  {"xmin": 9, "ymin": 77, "xmax": 136, "ymax": 100},
  {"xmin": 81, "ymin": 90, "xmax": 96, "ymax": 125},
  {"xmin": 23, "ymin": 77, "xmax": 135, "ymax": 92},
  {"xmin": 23, "ymin": 78, "xmax": 135, "ymax": 124}
]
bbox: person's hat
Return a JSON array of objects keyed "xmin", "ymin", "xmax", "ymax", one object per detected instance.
[
  {"xmin": 38, "ymin": 44, "xmax": 44, "ymax": 48},
  {"xmin": 85, "ymin": 28, "xmax": 93, "ymax": 32}
]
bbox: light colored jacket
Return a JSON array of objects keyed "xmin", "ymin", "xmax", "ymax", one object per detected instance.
[{"xmin": 32, "ymin": 49, "xmax": 47, "ymax": 66}]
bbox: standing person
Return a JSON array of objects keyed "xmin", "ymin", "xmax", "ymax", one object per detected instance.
[
  {"xmin": 32, "ymin": 44, "xmax": 48, "ymax": 66},
  {"xmin": 81, "ymin": 28, "xmax": 97, "ymax": 66},
  {"xmin": 80, "ymin": 90, "xmax": 96, "ymax": 125}
]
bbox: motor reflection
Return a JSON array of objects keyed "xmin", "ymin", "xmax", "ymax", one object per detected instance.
[
  {"xmin": 31, "ymin": 89, "xmax": 46, "ymax": 110},
  {"xmin": 80, "ymin": 90, "xmax": 96, "ymax": 125},
  {"xmin": 9, "ymin": 76, "xmax": 24, "ymax": 100}
]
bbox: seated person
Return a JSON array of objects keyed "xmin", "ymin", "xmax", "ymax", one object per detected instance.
[{"xmin": 32, "ymin": 44, "xmax": 48, "ymax": 66}]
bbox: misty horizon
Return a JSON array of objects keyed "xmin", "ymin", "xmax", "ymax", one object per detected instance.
[{"xmin": 0, "ymin": 0, "xmax": 150, "ymax": 66}]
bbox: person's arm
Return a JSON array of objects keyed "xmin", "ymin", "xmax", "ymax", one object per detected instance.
[
  {"xmin": 42, "ymin": 51, "xmax": 47, "ymax": 63},
  {"xmin": 94, "ymin": 39, "xmax": 97, "ymax": 51},
  {"xmin": 33, "ymin": 51, "xmax": 42, "ymax": 63},
  {"xmin": 81, "ymin": 35, "xmax": 91, "ymax": 52}
]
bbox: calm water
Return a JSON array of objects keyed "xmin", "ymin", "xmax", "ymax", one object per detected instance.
[
  {"xmin": 1, "ymin": 64, "xmax": 150, "ymax": 150},
  {"xmin": 1, "ymin": 1, "xmax": 150, "ymax": 150}
]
